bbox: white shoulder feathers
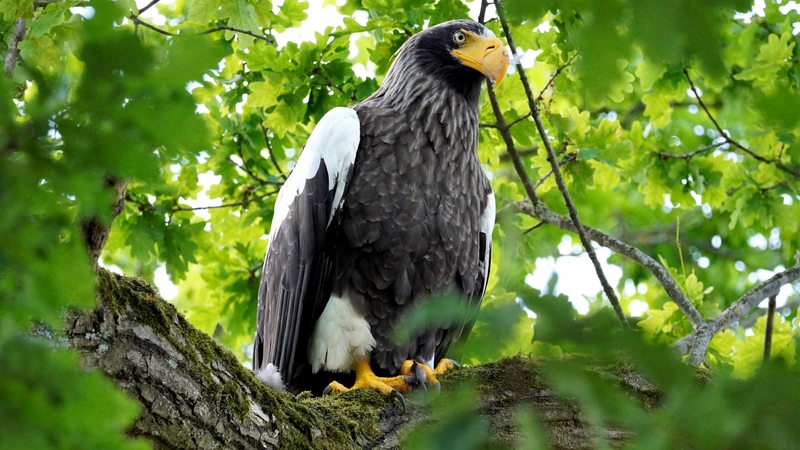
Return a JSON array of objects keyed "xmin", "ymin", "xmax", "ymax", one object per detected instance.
[{"xmin": 268, "ymin": 107, "xmax": 360, "ymax": 241}]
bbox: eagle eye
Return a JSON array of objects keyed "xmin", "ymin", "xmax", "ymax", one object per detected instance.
[{"xmin": 453, "ymin": 31, "xmax": 467, "ymax": 44}]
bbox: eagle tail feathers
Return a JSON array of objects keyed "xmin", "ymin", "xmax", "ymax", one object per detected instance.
[{"xmin": 256, "ymin": 362, "xmax": 286, "ymax": 391}]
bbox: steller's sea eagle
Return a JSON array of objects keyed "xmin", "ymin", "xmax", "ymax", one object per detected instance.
[{"xmin": 253, "ymin": 19, "xmax": 509, "ymax": 401}]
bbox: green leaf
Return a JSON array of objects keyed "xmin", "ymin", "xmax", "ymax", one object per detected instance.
[{"xmin": 0, "ymin": 338, "xmax": 148, "ymax": 450}]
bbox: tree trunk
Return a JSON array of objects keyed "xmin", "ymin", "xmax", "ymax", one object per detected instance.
[{"xmin": 65, "ymin": 269, "xmax": 655, "ymax": 449}]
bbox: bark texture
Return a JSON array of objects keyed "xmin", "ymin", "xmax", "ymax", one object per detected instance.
[{"xmin": 65, "ymin": 270, "xmax": 656, "ymax": 449}]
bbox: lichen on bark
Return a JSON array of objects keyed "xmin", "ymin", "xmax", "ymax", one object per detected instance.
[
  {"xmin": 66, "ymin": 269, "xmax": 400, "ymax": 449},
  {"xmin": 64, "ymin": 269, "xmax": 654, "ymax": 449}
]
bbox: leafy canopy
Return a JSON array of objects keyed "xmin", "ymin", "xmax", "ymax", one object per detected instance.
[{"xmin": 2, "ymin": 0, "xmax": 800, "ymax": 447}]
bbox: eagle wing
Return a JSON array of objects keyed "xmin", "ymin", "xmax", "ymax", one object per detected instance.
[
  {"xmin": 253, "ymin": 107, "xmax": 360, "ymax": 389},
  {"xmin": 435, "ymin": 190, "xmax": 495, "ymax": 364}
]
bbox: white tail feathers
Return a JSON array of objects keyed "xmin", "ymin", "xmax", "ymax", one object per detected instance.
[{"xmin": 256, "ymin": 363, "xmax": 286, "ymax": 391}]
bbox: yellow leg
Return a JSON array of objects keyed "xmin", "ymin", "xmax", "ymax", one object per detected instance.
[
  {"xmin": 433, "ymin": 358, "xmax": 459, "ymax": 375},
  {"xmin": 323, "ymin": 359, "xmax": 413, "ymax": 406},
  {"xmin": 399, "ymin": 358, "xmax": 460, "ymax": 387}
]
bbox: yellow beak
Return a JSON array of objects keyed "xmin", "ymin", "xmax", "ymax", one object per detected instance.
[{"xmin": 451, "ymin": 31, "xmax": 510, "ymax": 86}]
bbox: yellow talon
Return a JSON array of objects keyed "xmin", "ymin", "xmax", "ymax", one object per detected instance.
[
  {"xmin": 323, "ymin": 359, "xmax": 412, "ymax": 396},
  {"xmin": 400, "ymin": 358, "xmax": 460, "ymax": 387},
  {"xmin": 322, "ymin": 359, "xmax": 410, "ymax": 411},
  {"xmin": 433, "ymin": 358, "xmax": 459, "ymax": 375}
]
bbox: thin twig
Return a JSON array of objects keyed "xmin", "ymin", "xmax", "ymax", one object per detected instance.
[
  {"xmin": 499, "ymin": 146, "xmax": 538, "ymax": 162},
  {"xmin": 478, "ymin": 0, "xmax": 488, "ymax": 23},
  {"xmin": 684, "ymin": 68, "xmax": 800, "ymax": 179},
  {"xmin": 737, "ymin": 296, "xmax": 800, "ymax": 330},
  {"xmin": 655, "ymin": 141, "xmax": 728, "ymax": 161},
  {"xmin": 234, "ymin": 138, "xmax": 280, "ymax": 186},
  {"xmin": 508, "ymin": 112, "xmax": 533, "ymax": 128},
  {"xmin": 763, "ymin": 295, "xmax": 776, "ymax": 363},
  {"xmin": 4, "ymin": 18, "xmax": 26, "ymax": 77},
  {"xmin": 129, "ymin": 15, "xmax": 174, "ymax": 36},
  {"xmin": 533, "ymin": 153, "xmax": 577, "ymax": 191},
  {"xmin": 494, "ymin": 0, "xmax": 627, "ymax": 326},
  {"xmin": 260, "ymin": 122, "xmax": 288, "ymax": 180},
  {"xmin": 537, "ymin": 53, "xmax": 577, "ymax": 101},
  {"xmin": 127, "ymin": 16, "xmax": 275, "ymax": 44},
  {"xmin": 480, "ymin": 112, "xmax": 530, "ymax": 130},
  {"xmin": 202, "ymin": 26, "xmax": 275, "ymax": 44},
  {"xmin": 136, "ymin": 0, "xmax": 161, "ymax": 16},
  {"xmin": 172, "ymin": 190, "xmax": 280, "ymax": 212},
  {"xmin": 516, "ymin": 201, "xmax": 706, "ymax": 328},
  {"xmin": 486, "ymin": 85, "xmax": 541, "ymax": 205}
]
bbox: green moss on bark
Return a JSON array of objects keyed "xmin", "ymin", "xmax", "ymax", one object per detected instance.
[{"xmin": 94, "ymin": 269, "xmax": 396, "ymax": 449}]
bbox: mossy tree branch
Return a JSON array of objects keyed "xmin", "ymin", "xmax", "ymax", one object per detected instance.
[{"xmin": 65, "ymin": 270, "xmax": 651, "ymax": 449}]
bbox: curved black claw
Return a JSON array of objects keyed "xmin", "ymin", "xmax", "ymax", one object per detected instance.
[
  {"xmin": 412, "ymin": 362, "xmax": 428, "ymax": 391},
  {"xmin": 390, "ymin": 389, "xmax": 407, "ymax": 412},
  {"xmin": 322, "ymin": 385, "xmax": 332, "ymax": 396},
  {"xmin": 431, "ymin": 381, "xmax": 441, "ymax": 393},
  {"xmin": 448, "ymin": 359, "xmax": 462, "ymax": 368}
]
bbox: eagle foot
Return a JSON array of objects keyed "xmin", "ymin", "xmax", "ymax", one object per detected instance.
[
  {"xmin": 322, "ymin": 360, "xmax": 411, "ymax": 411},
  {"xmin": 399, "ymin": 358, "xmax": 460, "ymax": 391}
]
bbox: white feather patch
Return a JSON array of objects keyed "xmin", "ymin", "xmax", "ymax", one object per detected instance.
[
  {"xmin": 268, "ymin": 107, "xmax": 360, "ymax": 240},
  {"xmin": 308, "ymin": 294, "xmax": 376, "ymax": 373},
  {"xmin": 480, "ymin": 191, "xmax": 496, "ymax": 240},
  {"xmin": 256, "ymin": 363, "xmax": 286, "ymax": 391}
]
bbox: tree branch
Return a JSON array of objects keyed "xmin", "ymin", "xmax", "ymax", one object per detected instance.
[
  {"xmin": 493, "ymin": 0, "xmax": 627, "ymax": 326},
  {"xmin": 737, "ymin": 296, "xmax": 800, "ymax": 330},
  {"xmin": 709, "ymin": 264, "xmax": 800, "ymax": 336},
  {"xmin": 684, "ymin": 68, "xmax": 800, "ymax": 180},
  {"xmin": 763, "ymin": 295, "xmax": 776, "ymax": 362},
  {"xmin": 232, "ymin": 138, "xmax": 283, "ymax": 186},
  {"xmin": 515, "ymin": 201, "xmax": 706, "ymax": 328},
  {"xmin": 66, "ymin": 270, "xmax": 641, "ymax": 449},
  {"xmin": 675, "ymin": 263, "xmax": 800, "ymax": 364},
  {"xmin": 201, "ymin": 26, "xmax": 275, "ymax": 44},
  {"xmin": 135, "ymin": 0, "xmax": 161, "ymax": 16},
  {"xmin": 127, "ymin": 16, "xmax": 275, "ymax": 44},
  {"xmin": 480, "ymin": 112, "xmax": 532, "ymax": 130},
  {"xmin": 4, "ymin": 18, "xmax": 26, "ymax": 77},
  {"xmin": 533, "ymin": 153, "xmax": 577, "ymax": 191},
  {"xmin": 537, "ymin": 53, "xmax": 577, "ymax": 101},
  {"xmin": 260, "ymin": 122, "xmax": 288, "ymax": 181},
  {"xmin": 126, "ymin": 188, "xmax": 279, "ymax": 216},
  {"xmin": 655, "ymin": 140, "xmax": 728, "ymax": 161},
  {"xmin": 486, "ymin": 84, "xmax": 541, "ymax": 205},
  {"xmin": 171, "ymin": 190, "xmax": 280, "ymax": 213},
  {"xmin": 129, "ymin": 15, "xmax": 174, "ymax": 37}
]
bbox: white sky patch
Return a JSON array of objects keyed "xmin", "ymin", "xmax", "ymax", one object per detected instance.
[
  {"xmin": 179, "ymin": 171, "xmax": 223, "ymax": 221},
  {"xmin": 153, "ymin": 265, "xmax": 179, "ymax": 300},
  {"xmin": 70, "ymin": 6, "xmax": 95, "ymax": 19},
  {"xmin": 273, "ymin": 0, "xmax": 345, "ymax": 47},
  {"xmin": 526, "ymin": 244, "xmax": 623, "ymax": 315},
  {"xmin": 734, "ymin": 0, "xmax": 766, "ymax": 23},
  {"xmin": 628, "ymin": 299, "xmax": 649, "ymax": 317}
]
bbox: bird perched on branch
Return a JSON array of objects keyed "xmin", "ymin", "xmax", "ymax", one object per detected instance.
[{"xmin": 253, "ymin": 19, "xmax": 509, "ymax": 403}]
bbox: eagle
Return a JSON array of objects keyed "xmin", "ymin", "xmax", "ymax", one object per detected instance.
[{"xmin": 253, "ymin": 19, "xmax": 509, "ymax": 400}]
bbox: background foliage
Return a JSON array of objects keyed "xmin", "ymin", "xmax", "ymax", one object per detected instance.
[{"xmin": 2, "ymin": 0, "xmax": 799, "ymax": 447}]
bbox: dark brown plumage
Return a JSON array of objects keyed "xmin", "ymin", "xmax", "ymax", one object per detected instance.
[{"xmin": 253, "ymin": 19, "xmax": 508, "ymax": 394}]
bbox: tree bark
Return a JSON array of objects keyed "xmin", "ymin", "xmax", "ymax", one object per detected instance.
[{"xmin": 65, "ymin": 270, "xmax": 655, "ymax": 449}]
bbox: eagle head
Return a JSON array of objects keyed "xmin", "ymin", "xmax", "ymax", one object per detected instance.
[{"xmin": 403, "ymin": 20, "xmax": 509, "ymax": 86}]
